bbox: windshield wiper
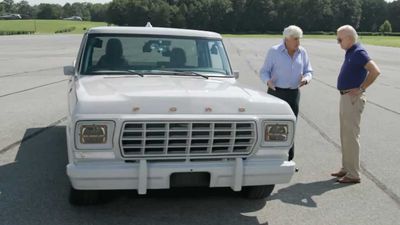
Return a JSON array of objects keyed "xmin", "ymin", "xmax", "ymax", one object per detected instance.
[
  {"xmin": 153, "ymin": 70, "xmax": 209, "ymax": 79},
  {"xmin": 89, "ymin": 70, "xmax": 143, "ymax": 77},
  {"xmin": 127, "ymin": 70, "xmax": 144, "ymax": 77}
]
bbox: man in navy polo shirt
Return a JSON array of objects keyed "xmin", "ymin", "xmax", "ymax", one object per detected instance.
[{"xmin": 331, "ymin": 25, "xmax": 381, "ymax": 184}]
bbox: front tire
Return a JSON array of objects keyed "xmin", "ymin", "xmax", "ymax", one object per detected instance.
[
  {"xmin": 69, "ymin": 187, "xmax": 101, "ymax": 206},
  {"xmin": 242, "ymin": 185, "xmax": 275, "ymax": 199}
]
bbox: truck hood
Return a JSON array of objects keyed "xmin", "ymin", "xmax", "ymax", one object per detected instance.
[{"xmin": 73, "ymin": 75, "xmax": 293, "ymax": 115}]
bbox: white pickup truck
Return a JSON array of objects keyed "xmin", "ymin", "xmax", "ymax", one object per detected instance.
[{"xmin": 64, "ymin": 26, "xmax": 296, "ymax": 205}]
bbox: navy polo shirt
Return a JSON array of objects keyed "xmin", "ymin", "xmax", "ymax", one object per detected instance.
[{"xmin": 337, "ymin": 43, "xmax": 371, "ymax": 90}]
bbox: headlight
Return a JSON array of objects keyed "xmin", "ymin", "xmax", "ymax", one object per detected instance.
[
  {"xmin": 262, "ymin": 121, "xmax": 294, "ymax": 147},
  {"xmin": 80, "ymin": 124, "xmax": 108, "ymax": 144},
  {"xmin": 265, "ymin": 124, "xmax": 288, "ymax": 141},
  {"xmin": 75, "ymin": 121, "xmax": 115, "ymax": 150}
]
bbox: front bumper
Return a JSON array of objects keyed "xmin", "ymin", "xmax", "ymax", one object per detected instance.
[{"xmin": 67, "ymin": 158, "xmax": 295, "ymax": 194}]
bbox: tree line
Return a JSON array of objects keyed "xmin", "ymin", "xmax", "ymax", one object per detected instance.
[{"xmin": 1, "ymin": 0, "xmax": 400, "ymax": 32}]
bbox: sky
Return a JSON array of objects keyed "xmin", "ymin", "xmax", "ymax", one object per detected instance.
[{"xmin": 25, "ymin": 0, "xmax": 111, "ymax": 6}]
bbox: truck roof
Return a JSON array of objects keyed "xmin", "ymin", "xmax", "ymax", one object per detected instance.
[{"xmin": 87, "ymin": 26, "xmax": 222, "ymax": 39}]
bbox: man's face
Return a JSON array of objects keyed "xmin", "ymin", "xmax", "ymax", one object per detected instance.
[
  {"xmin": 337, "ymin": 31, "xmax": 353, "ymax": 50},
  {"xmin": 285, "ymin": 36, "xmax": 300, "ymax": 52}
]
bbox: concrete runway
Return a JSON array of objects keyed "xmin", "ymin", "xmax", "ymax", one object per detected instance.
[{"xmin": 0, "ymin": 34, "xmax": 399, "ymax": 225}]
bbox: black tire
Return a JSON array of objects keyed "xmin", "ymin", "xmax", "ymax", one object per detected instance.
[
  {"xmin": 242, "ymin": 185, "xmax": 275, "ymax": 199},
  {"xmin": 69, "ymin": 187, "xmax": 101, "ymax": 206}
]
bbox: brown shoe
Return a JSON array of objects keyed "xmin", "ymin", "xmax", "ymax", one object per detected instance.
[
  {"xmin": 337, "ymin": 176, "xmax": 361, "ymax": 184},
  {"xmin": 331, "ymin": 171, "xmax": 347, "ymax": 177}
]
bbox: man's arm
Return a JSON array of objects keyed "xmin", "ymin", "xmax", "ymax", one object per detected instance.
[
  {"xmin": 260, "ymin": 49, "xmax": 276, "ymax": 90},
  {"xmin": 349, "ymin": 60, "xmax": 381, "ymax": 96},
  {"xmin": 360, "ymin": 60, "xmax": 381, "ymax": 90},
  {"xmin": 299, "ymin": 48, "xmax": 313, "ymax": 87}
]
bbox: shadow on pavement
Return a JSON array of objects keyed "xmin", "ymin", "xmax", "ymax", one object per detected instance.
[
  {"xmin": 0, "ymin": 126, "xmax": 268, "ymax": 225},
  {"xmin": 268, "ymin": 179, "xmax": 350, "ymax": 207}
]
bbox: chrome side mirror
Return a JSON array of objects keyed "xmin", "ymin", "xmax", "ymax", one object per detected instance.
[{"xmin": 64, "ymin": 66, "xmax": 75, "ymax": 76}]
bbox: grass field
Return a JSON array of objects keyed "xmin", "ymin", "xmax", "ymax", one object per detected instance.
[
  {"xmin": 223, "ymin": 34, "xmax": 400, "ymax": 48},
  {"xmin": 1, "ymin": 20, "xmax": 399, "ymax": 48},
  {"xmin": 0, "ymin": 19, "xmax": 107, "ymax": 34}
]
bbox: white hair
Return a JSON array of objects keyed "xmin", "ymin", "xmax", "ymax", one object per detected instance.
[
  {"xmin": 337, "ymin": 25, "xmax": 359, "ymax": 42},
  {"xmin": 283, "ymin": 25, "xmax": 303, "ymax": 39}
]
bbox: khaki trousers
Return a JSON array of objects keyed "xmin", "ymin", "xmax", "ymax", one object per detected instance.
[{"xmin": 339, "ymin": 93, "xmax": 366, "ymax": 179}]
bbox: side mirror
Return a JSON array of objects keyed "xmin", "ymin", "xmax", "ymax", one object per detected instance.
[
  {"xmin": 92, "ymin": 38, "xmax": 103, "ymax": 48},
  {"xmin": 210, "ymin": 44, "xmax": 218, "ymax": 55},
  {"xmin": 233, "ymin": 71, "xmax": 239, "ymax": 79},
  {"xmin": 64, "ymin": 65, "xmax": 75, "ymax": 76}
]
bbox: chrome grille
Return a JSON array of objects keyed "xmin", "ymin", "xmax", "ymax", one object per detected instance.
[{"xmin": 120, "ymin": 121, "xmax": 257, "ymax": 158}]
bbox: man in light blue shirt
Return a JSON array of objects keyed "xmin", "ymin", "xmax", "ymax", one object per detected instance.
[{"xmin": 259, "ymin": 25, "xmax": 313, "ymax": 161}]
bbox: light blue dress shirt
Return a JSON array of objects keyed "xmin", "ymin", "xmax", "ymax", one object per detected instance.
[{"xmin": 260, "ymin": 42, "xmax": 313, "ymax": 89}]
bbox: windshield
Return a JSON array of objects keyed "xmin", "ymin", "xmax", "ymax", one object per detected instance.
[{"xmin": 80, "ymin": 34, "xmax": 232, "ymax": 76}]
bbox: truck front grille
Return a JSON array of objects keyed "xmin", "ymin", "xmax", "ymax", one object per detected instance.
[{"xmin": 120, "ymin": 121, "xmax": 257, "ymax": 158}]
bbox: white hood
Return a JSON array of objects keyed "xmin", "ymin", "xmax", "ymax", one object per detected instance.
[{"xmin": 73, "ymin": 75, "xmax": 293, "ymax": 115}]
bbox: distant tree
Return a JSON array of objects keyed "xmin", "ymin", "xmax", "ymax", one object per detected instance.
[
  {"xmin": 0, "ymin": 3, "xmax": 4, "ymax": 14},
  {"xmin": 177, "ymin": 0, "xmax": 211, "ymax": 30},
  {"xmin": 108, "ymin": 0, "xmax": 171, "ymax": 27},
  {"xmin": 273, "ymin": 0, "xmax": 302, "ymax": 31},
  {"xmin": 388, "ymin": 0, "xmax": 400, "ymax": 32},
  {"xmin": 359, "ymin": 0, "xmax": 387, "ymax": 32},
  {"xmin": 332, "ymin": 0, "xmax": 362, "ymax": 29},
  {"xmin": 299, "ymin": 0, "xmax": 334, "ymax": 31},
  {"xmin": 379, "ymin": 20, "xmax": 392, "ymax": 33},
  {"xmin": 36, "ymin": 3, "xmax": 62, "ymax": 19},
  {"xmin": 208, "ymin": 0, "xmax": 232, "ymax": 32},
  {"xmin": 147, "ymin": 0, "xmax": 172, "ymax": 27},
  {"xmin": 16, "ymin": 0, "xmax": 32, "ymax": 18},
  {"xmin": 225, "ymin": 0, "xmax": 246, "ymax": 32},
  {"xmin": 2, "ymin": 0, "xmax": 14, "ymax": 13},
  {"xmin": 170, "ymin": 4, "xmax": 186, "ymax": 28},
  {"xmin": 89, "ymin": 3, "xmax": 109, "ymax": 22},
  {"xmin": 242, "ymin": 0, "xmax": 277, "ymax": 32},
  {"xmin": 62, "ymin": 3, "xmax": 73, "ymax": 18}
]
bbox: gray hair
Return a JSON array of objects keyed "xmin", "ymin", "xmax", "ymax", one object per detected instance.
[
  {"xmin": 337, "ymin": 25, "xmax": 359, "ymax": 42},
  {"xmin": 283, "ymin": 25, "xmax": 303, "ymax": 39}
]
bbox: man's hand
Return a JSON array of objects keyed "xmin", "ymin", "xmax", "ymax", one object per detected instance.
[
  {"xmin": 348, "ymin": 88, "xmax": 363, "ymax": 96},
  {"xmin": 299, "ymin": 75, "xmax": 308, "ymax": 87},
  {"xmin": 267, "ymin": 80, "xmax": 276, "ymax": 91}
]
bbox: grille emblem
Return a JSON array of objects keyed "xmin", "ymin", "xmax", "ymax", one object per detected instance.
[
  {"xmin": 205, "ymin": 107, "xmax": 212, "ymax": 112},
  {"xmin": 238, "ymin": 107, "xmax": 246, "ymax": 112},
  {"xmin": 132, "ymin": 107, "xmax": 140, "ymax": 112},
  {"xmin": 169, "ymin": 107, "xmax": 177, "ymax": 112}
]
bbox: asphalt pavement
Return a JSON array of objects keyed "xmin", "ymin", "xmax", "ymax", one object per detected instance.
[{"xmin": 0, "ymin": 34, "xmax": 399, "ymax": 225}]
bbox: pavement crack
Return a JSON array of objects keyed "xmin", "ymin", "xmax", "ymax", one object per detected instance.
[
  {"xmin": 299, "ymin": 112, "xmax": 400, "ymax": 208},
  {"xmin": 0, "ymin": 79, "xmax": 68, "ymax": 98},
  {"xmin": 0, "ymin": 67, "xmax": 62, "ymax": 78}
]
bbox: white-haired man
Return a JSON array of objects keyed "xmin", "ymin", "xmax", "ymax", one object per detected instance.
[
  {"xmin": 260, "ymin": 25, "xmax": 313, "ymax": 161},
  {"xmin": 332, "ymin": 25, "xmax": 380, "ymax": 183}
]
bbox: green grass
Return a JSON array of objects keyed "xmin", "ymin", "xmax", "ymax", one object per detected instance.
[
  {"xmin": 222, "ymin": 34, "xmax": 400, "ymax": 48},
  {"xmin": 1, "ymin": 21, "xmax": 398, "ymax": 47},
  {"xmin": 0, "ymin": 19, "xmax": 107, "ymax": 34}
]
